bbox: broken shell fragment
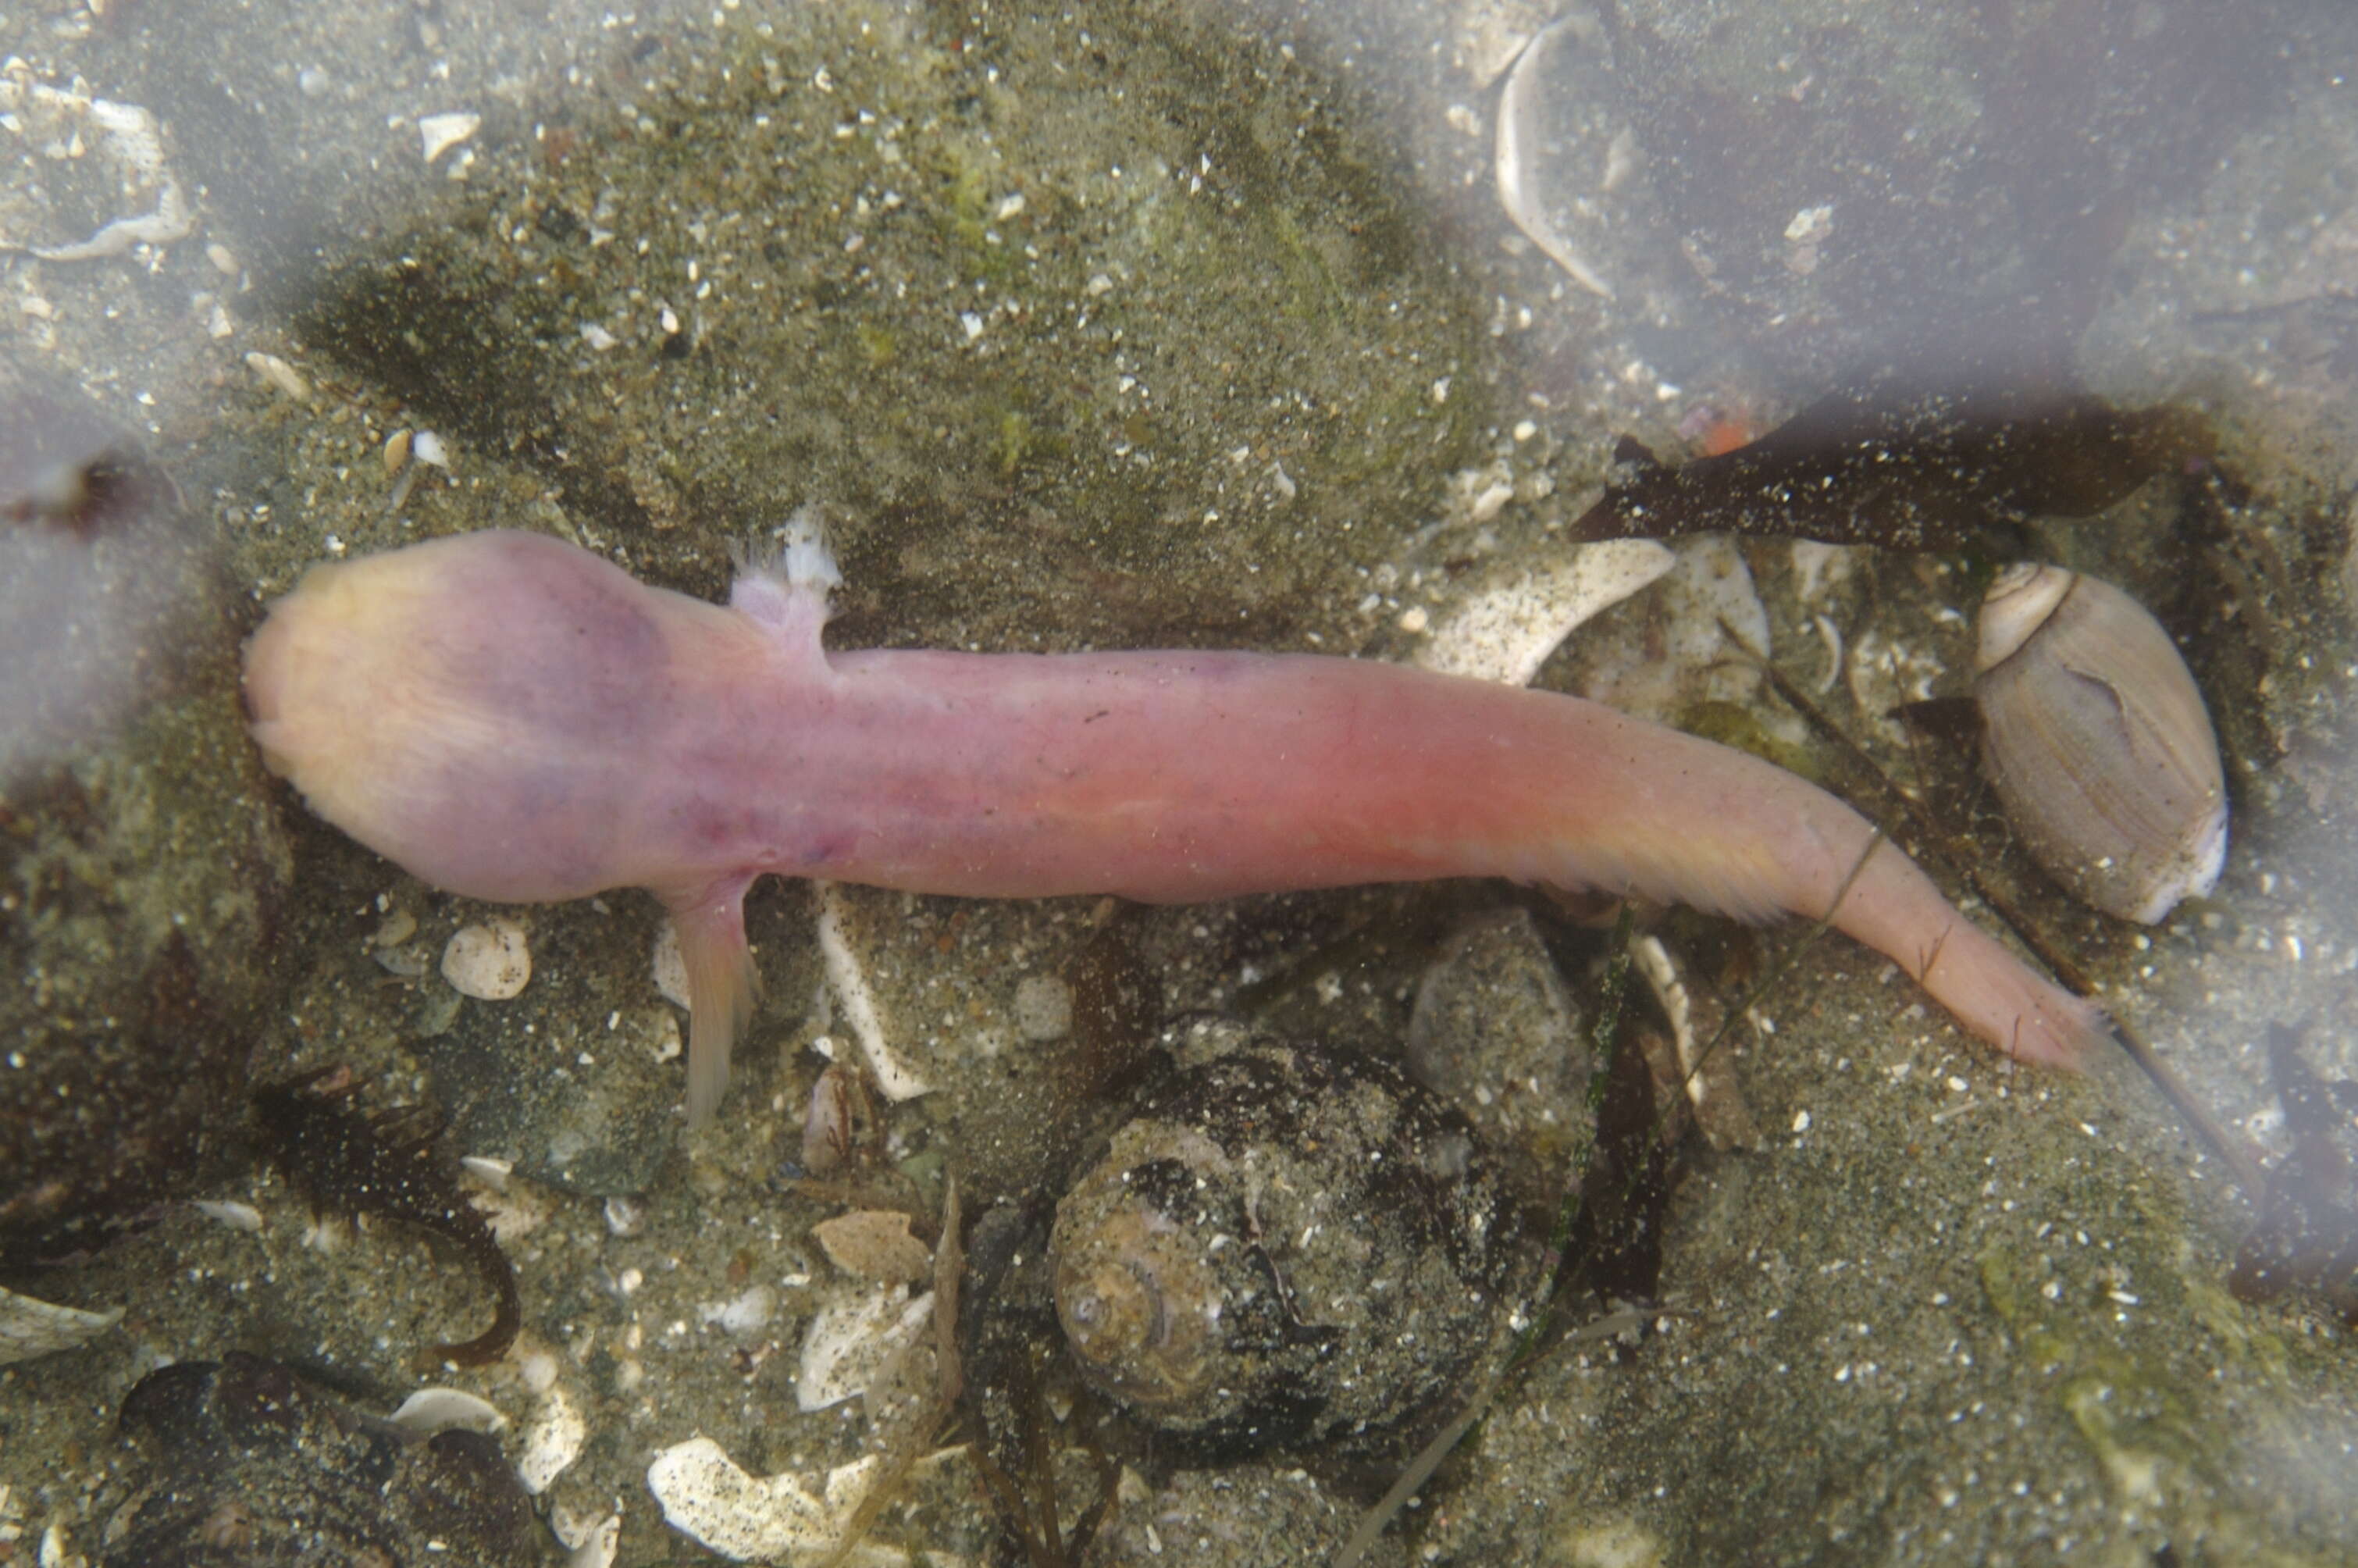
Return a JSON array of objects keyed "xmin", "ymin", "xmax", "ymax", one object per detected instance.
[
  {"xmin": 517, "ymin": 1384, "xmax": 586, "ymax": 1494},
  {"xmin": 418, "ymin": 111, "xmax": 482, "ymax": 166},
  {"xmin": 1975, "ymin": 564, "xmax": 2227, "ymax": 924},
  {"xmin": 647, "ymin": 1438, "xmax": 888, "ymax": 1564},
  {"xmin": 796, "ymin": 1284, "xmax": 934, "ymax": 1412},
  {"xmin": 813, "ymin": 1209, "xmax": 932, "ymax": 1284},
  {"xmin": 1494, "ymin": 12, "xmax": 1620, "ymax": 300},
  {"xmin": 0, "ymin": 1283, "xmax": 123, "ymax": 1365}
]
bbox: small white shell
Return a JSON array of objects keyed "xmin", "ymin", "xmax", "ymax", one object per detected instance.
[
  {"xmin": 387, "ymin": 1387, "xmax": 509, "ymax": 1435},
  {"xmin": 443, "ymin": 918, "xmax": 532, "ymax": 999},
  {"xmin": 1975, "ymin": 565, "xmax": 2227, "ymax": 924}
]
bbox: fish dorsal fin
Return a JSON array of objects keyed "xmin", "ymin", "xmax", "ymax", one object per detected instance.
[
  {"xmin": 1611, "ymin": 433, "xmax": 1666, "ymax": 474},
  {"xmin": 728, "ymin": 504, "xmax": 840, "ymax": 663}
]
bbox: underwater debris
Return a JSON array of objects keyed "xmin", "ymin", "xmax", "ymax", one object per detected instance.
[
  {"xmin": 107, "ymin": 1352, "xmax": 542, "ymax": 1567},
  {"xmin": 1569, "ymin": 369, "xmax": 2214, "ymax": 551},
  {"xmin": 2231, "ymin": 1025, "xmax": 2358, "ymax": 1326},
  {"xmin": 0, "ymin": 1282, "xmax": 123, "ymax": 1365},
  {"xmin": 1047, "ymin": 1024, "xmax": 1519, "ymax": 1461},
  {"xmin": 251, "ymin": 1069, "xmax": 522, "ymax": 1367}
]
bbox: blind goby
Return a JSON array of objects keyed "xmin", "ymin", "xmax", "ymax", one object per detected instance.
[{"xmin": 243, "ymin": 527, "xmax": 2106, "ymax": 1125}]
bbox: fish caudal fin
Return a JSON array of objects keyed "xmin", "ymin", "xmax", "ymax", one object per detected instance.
[{"xmin": 665, "ymin": 878, "xmax": 760, "ymax": 1127}]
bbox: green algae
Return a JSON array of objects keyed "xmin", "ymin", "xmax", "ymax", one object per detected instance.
[{"xmin": 291, "ymin": 0, "xmax": 1483, "ymax": 654}]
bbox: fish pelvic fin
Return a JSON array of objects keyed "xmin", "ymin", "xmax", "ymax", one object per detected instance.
[{"xmin": 664, "ymin": 877, "xmax": 761, "ymax": 1128}]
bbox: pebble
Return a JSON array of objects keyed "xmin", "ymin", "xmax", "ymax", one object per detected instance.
[
  {"xmin": 552, "ymin": 1506, "xmax": 621, "ymax": 1568},
  {"xmin": 443, "ymin": 918, "xmax": 532, "ymax": 1000},
  {"xmin": 1010, "ymin": 973, "xmax": 1074, "ymax": 1042},
  {"xmin": 191, "ymin": 1198, "xmax": 263, "ymax": 1233},
  {"xmin": 244, "ymin": 351, "xmax": 312, "ymax": 403}
]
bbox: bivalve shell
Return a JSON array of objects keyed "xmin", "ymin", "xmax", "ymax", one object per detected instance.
[{"xmin": 1975, "ymin": 564, "xmax": 2227, "ymax": 924}]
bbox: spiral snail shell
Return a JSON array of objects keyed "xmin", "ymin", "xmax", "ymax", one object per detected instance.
[
  {"xmin": 1975, "ymin": 564, "xmax": 2227, "ymax": 925},
  {"xmin": 1047, "ymin": 1021, "xmax": 1517, "ymax": 1459}
]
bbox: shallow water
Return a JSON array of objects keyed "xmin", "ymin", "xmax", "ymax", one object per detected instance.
[{"xmin": 5, "ymin": 2, "xmax": 2356, "ymax": 1564}]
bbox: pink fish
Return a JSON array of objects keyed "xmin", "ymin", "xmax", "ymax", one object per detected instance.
[{"xmin": 243, "ymin": 526, "xmax": 2103, "ymax": 1124}]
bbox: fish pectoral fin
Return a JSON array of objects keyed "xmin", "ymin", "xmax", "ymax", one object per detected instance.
[
  {"xmin": 727, "ymin": 503, "xmax": 840, "ymax": 668},
  {"xmin": 662, "ymin": 877, "xmax": 762, "ymax": 1128}
]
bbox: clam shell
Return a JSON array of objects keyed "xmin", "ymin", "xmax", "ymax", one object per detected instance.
[{"xmin": 1975, "ymin": 565, "xmax": 2227, "ymax": 924}]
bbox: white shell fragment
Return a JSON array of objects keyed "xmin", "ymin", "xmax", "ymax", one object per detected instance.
[
  {"xmin": 554, "ymin": 1506, "xmax": 622, "ymax": 1568},
  {"xmin": 647, "ymin": 1438, "xmax": 899, "ymax": 1566},
  {"xmin": 796, "ymin": 1285, "xmax": 935, "ymax": 1411},
  {"xmin": 699, "ymin": 1284, "xmax": 778, "ymax": 1339},
  {"xmin": 244, "ymin": 351, "xmax": 313, "ymax": 403},
  {"xmin": 459, "ymin": 1154, "xmax": 514, "ymax": 1192},
  {"xmin": 0, "ymin": 1284, "xmax": 123, "ymax": 1365},
  {"xmin": 1975, "ymin": 565, "xmax": 2228, "ymax": 924},
  {"xmin": 0, "ymin": 78, "xmax": 193, "ymax": 260},
  {"xmin": 388, "ymin": 1387, "xmax": 509, "ymax": 1435},
  {"xmin": 813, "ymin": 1210, "xmax": 934, "ymax": 1285},
  {"xmin": 652, "ymin": 919, "xmax": 693, "ymax": 1010},
  {"xmin": 191, "ymin": 1198, "xmax": 264, "ymax": 1233},
  {"xmin": 418, "ymin": 111, "xmax": 483, "ymax": 165},
  {"xmin": 443, "ymin": 918, "xmax": 533, "ymax": 999},
  {"xmin": 518, "ymin": 1384, "xmax": 587, "ymax": 1495},
  {"xmin": 1414, "ymin": 540, "xmax": 1674, "ymax": 686},
  {"xmin": 1631, "ymin": 935, "xmax": 1758, "ymax": 1150},
  {"xmin": 1495, "ymin": 15, "xmax": 1615, "ymax": 299},
  {"xmin": 813, "ymin": 883, "xmax": 932, "ymax": 1100}
]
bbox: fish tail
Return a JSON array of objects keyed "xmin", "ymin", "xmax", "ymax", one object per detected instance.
[{"xmin": 1826, "ymin": 839, "xmax": 2108, "ymax": 1070}]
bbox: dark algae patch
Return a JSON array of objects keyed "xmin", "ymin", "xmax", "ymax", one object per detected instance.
[
  {"xmin": 1571, "ymin": 362, "xmax": 2215, "ymax": 551},
  {"xmin": 252, "ymin": 1070, "xmax": 522, "ymax": 1369},
  {"xmin": 105, "ymin": 1351, "xmax": 543, "ymax": 1567},
  {"xmin": 2232, "ymin": 1024, "xmax": 2358, "ymax": 1326}
]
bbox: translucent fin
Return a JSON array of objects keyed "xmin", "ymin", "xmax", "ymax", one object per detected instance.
[
  {"xmin": 728, "ymin": 504, "xmax": 839, "ymax": 658},
  {"xmin": 663, "ymin": 878, "xmax": 760, "ymax": 1127}
]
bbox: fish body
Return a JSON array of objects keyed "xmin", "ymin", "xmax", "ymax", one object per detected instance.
[{"xmin": 244, "ymin": 528, "xmax": 2103, "ymax": 1123}]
